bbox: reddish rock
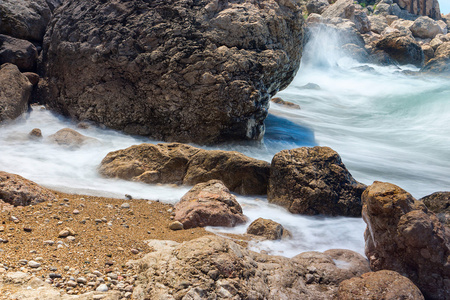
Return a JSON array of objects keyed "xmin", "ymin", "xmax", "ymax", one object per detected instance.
[
  {"xmin": 174, "ymin": 180, "xmax": 247, "ymax": 229},
  {"xmin": 337, "ymin": 270, "xmax": 424, "ymax": 300},
  {"xmin": 362, "ymin": 181, "xmax": 450, "ymax": 300},
  {"xmin": 268, "ymin": 146, "xmax": 366, "ymax": 216},
  {"xmin": 0, "ymin": 171, "xmax": 56, "ymax": 206}
]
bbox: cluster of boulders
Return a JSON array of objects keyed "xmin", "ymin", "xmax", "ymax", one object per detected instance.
[
  {"xmin": 99, "ymin": 143, "xmax": 365, "ymax": 217},
  {"xmin": 304, "ymin": 0, "xmax": 450, "ymax": 73}
]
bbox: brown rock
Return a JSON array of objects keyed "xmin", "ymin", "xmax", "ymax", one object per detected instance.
[
  {"xmin": 420, "ymin": 191, "xmax": 450, "ymax": 226},
  {"xmin": 22, "ymin": 72, "xmax": 39, "ymax": 86},
  {"xmin": 362, "ymin": 181, "xmax": 450, "ymax": 300},
  {"xmin": 337, "ymin": 270, "xmax": 424, "ymax": 300},
  {"xmin": 168, "ymin": 221, "xmax": 184, "ymax": 231},
  {"xmin": 47, "ymin": 128, "xmax": 98, "ymax": 148},
  {"xmin": 394, "ymin": 0, "xmax": 441, "ymax": 20},
  {"xmin": 28, "ymin": 128, "xmax": 42, "ymax": 139},
  {"xmin": 321, "ymin": 0, "xmax": 370, "ymax": 33},
  {"xmin": 99, "ymin": 143, "xmax": 269, "ymax": 195},
  {"xmin": 0, "ymin": 171, "xmax": 56, "ymax": 206},
  {"xmin": 0, "ymin": 35, "xmax": 38, "ymax": 71},
  {"xmin": 421, "ymin": 41, "xmax": 450, "ymax": 74},
  {"xmin": 270, "ymin": 97, "xmax": 301, "ymax": 109},
  {"xmin": 375, "ymin": 32, "xmax": 424, "ymax": 67},
  {"xmin": 131, "ymin": 236, "xmax": 370, "ymax": 300},
  {"xmin": 184, "ymin": 150, "xmax": 270, "ymax": 195},
  {"xmin": 174, "ymin": 180, "xmax": 247, "ymax": 229},
  {"xmin": 0, "ymin": 63, "xmax": 32, "ymax": 123},
  {"xmin": 422, "ymin": 44, "xmax": 435, "ymax": 63},
  {"xmin": 58, "ymin": 227, "xmax": 75, "ymax": 238},
  {"xmin": 41, "ymin": 0, "xmax": 304, "ymax": 144},
  {"xmin": 268, "ymin": 146, "xmax": 366, "ymax": 216},
  {"xmin": 246, "ymin": 218, "xmax": 289, "ymax": 240}
]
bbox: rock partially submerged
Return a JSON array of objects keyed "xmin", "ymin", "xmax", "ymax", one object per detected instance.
[
  {"xmin": 268, "ymin": 146, "xmax": 366, "ymax": 216},
  {"xmin": 246, "ymin": 218, "xmax": 291, "ymax": 240},
  {"xmin": 0, "ymin": 63, "xmax": 32, "ymax": 123},
  {"xmin": 174, "ymin": 180, "xmax": 247, "ymax": 229},
  {"xmin": 99, "ymin": 143, "xmax": 269, "ymax": 195},
  {"xmin": 0, "ymin": 171, "xmax": 56, "ymax": 206},
  {"xmin": 47, "ymin": 128, "xmax": 98, "ymax": 148},
  {"xmin": 362, "ymin": 181, "xmax": 450, "ymax": 300},
  {"xmin": 130, "ymin": 235, "xmax": 370, "ymax": 299},
  {"xmin": 41, "ymin": 0, "xmax": 304, "ymax": 144}
]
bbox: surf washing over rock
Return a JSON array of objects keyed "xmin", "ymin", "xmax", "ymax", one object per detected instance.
[{"xmin": 1, "ymin": 0, "xmax": 449, "ymax": 299}]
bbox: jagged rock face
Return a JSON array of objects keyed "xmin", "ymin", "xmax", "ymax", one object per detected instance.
[
  {"xmin": 0, "ymin": 171, "xmax": 56, "ymax": 206},
  {"xmin": 130, "ymin": 236, "xmax": 370, "ymax": 300},
  {"xmin": 321, "ymin": 0, "xmax": 370, "ymax": 33},
  {"xmin": 394, "ymin": 0, "xmax": 441, "ymax": 20},
  {"xmin": 362, "ymin": 181, "xmax": 450, "ymax": 300},
  {"xmin": 41, "ymin": 0, "xmax": 304, "ymax": 144},
  {"xmin": 99, "ymin": 143, "xmax": 270, "ymax": 195},
  {"xmin": 268, "ymin": 146, "xmax": 366, "ymax": 216},
  {"xmin": 0, "ymin": 0, "xmax": 51, "ymax": 41},
  {"xmin": 337, "ymin": 270, "xmax": 424, "ymax": 300},
  {"xmin": 375, "ymin": 32, "xmax": 424, "ymax": 67},
  {"xmin": 0, "ymin": 63, "xmax": 32, "ymax": 123},
  {"xmin": 174, "ymin": 180, "xmax": 247, "ymax": 229}
]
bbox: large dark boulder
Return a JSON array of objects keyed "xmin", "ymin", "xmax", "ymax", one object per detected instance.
[
  {"xmin": 41, "ymin": 0, "xmax": 304, "ymax": 144},
  {"xmin": 0, "ymin": 34, "xmax": 38, "ymax": 71},
  {"xmin": 0, "ymin": 0, "xmax": 51, "ymax": 41},
  {"xmin": 0, "ymin": 63, "xmax": 32, "ymax": 123},
  {"xmin": 267, "ymin": 146, "xmax": 366, "ymax": 217},
  {"xmin": 362, "ymin": 181, "xmax": 450, "ymax": 300},
  {"xmin": 375, "ymin": 32, "xmax": 424, "ymax": 67}
]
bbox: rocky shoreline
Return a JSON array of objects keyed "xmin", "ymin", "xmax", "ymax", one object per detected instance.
[{"xmin": 1, "ymin": 0, "xmax": 450, "ymax": 299}]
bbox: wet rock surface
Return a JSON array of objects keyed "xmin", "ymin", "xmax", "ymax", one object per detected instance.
[
  {"xmin": 99, "ymin": 143, "xmax": 270, "ymax": 195},
  {"xmin": 268, "ymin": 146, "xmax": 366, "ymax": 216},
  {"xmin": 0, "ymin": 63, "xmax": 32, "ymax": 123},
  {"xmin": 47, "ymin": 128, "xmax": 98, "ymax": 149},
  {"xmin": 0, "ymin": 171, "xmax": 56, "ymax": 206},
  {"xmin": 362, "ymin": 181, "xmax": 450, "ymax": 300},
  {"xmin": 0, "ymin": 35, "xmax": 38, "ymax": 71},
  {"xmin": 174, "ymin": 180, "xmax": 247, "ymax": 229},
  {"xmin": 246, "ymin": 217, "xmax": 290, "ymax": 240},
  {"xmin": 420, "ymin": 191, "xmax": 450, "ymax": 226},
  {"xmin": 375, "ymin": 32, "xmax": 424, "ymax": 66},
  {"xmin": 41, "ymin": 0, "xmax": 304, "ymax": 144}
]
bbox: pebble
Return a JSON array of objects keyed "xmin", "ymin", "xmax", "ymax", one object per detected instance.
[
  {"xmin": 93, "ymin": 270, "xmax": 103, "ymax": 277},
  {"xmin": 64, "ymin": 266, "xmax": 70, "ymax": 271},
  {"xmin": 96, "ymin": 283, "xmax": 108, "ymax": 292},
  {"xmin": 10, "ymin": 216, "xmax": 19, "ymax": 222},
  {"xmin": 77, "ymin": 277, "xmax": 88, "ymax": 284},
  {"xmin": 0, "ymin": 226, "xmax": 4, "ymax": 232},
  {"xmin": 121, "ymin": 203, "xmax": 131, "ymax": 209},
  {"xmin": 28, "ymin": 261, "xmax": 41, "ymax": 268},
  {"xmin": 130, "ymin": 248, "xmax": 139, "ymax": 254},
  {"xmin": 67, "ymin": 236, "xmax": 76, "ymax": 242},
  {"xmin": 19, "ymin": 259, "xmax": 28, "ymax": 265},
  {"xmin": 125, "ymin": 194, "xmax": 132, "ymax": 200},
  {"xmin": 169, "ymin": 221, "xmax": 184, "ymax": 231},
  {"xmin": 49, "ymin": 273, "xmax": 62, "ymax": 279},
  {"xmin": 23, "ymin": 226, "xmax": 32, "ymax": 232},
  {"xmin": 43, "ymin": 240, "xmax": 55, "ymax": 245},
  {"xmin": 49, "ymin": 266, "xmax": 58, "ymax": 271},
  {"xmin": 67, "ymin": 280, "xmax": 77, "ymax": 287},
  {"xmin": 107, "ymin": 273, "xmax": 118, "ymax": 280},
  {"xmin": 73, "ymin": 209, "xmax": 80, "ymax": 214}
]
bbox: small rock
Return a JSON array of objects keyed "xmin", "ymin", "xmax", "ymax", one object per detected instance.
[
  {"xmin": 169, "ymin": 221, "xmax": 184, "ymax": 231},
  {"xmin": 28, "ymin": 261, "xmax": 41, "ymax": 268},
  {"xmin": 23, "ymin": 226, "xmax": 32, "ymax": 232},
  {"xmin": 121, "ymin": 203, "xmax": 131, "ymax": 209},
  {"xmin": 96, "ymin": 283, "xmax": 109, "ymax": 292},
  {"xmin": 67, "ymin": 280, "xmax": 77, "ymax": 287},
  {"xmin": 58, "ymin": 227, "xmax": 75, "ymax": 238},
  {"xmin": 130, "ymin": 248, "xmax": 139, "ymax": 254},
  {"xmin": 73, "ymin": 209, "xmax": 80, "ymax": 214},
  {"xmin": 43, "ymin": 240, "xmax": 55, "ymax": 245},
  {"xmin": 49, "ymin": 273, "xmax": 61, "ymax": 279},
  {"xmin": 125, "ymin": 194, "xmax": 132, "ymax": 200},
  {"xmin": 77, "ymin": 277, "xmax": 87, "ymax": 284},
  {"xmin": 29, "ymin": 128, "xmax": 42, "ymax": 139}
]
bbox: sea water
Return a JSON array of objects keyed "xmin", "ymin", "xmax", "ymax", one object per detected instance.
[{"xmin": 0, "ymin": 30, "xmax": 449, "ymax": 257}]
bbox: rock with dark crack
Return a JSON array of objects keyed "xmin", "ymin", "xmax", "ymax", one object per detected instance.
[
  {"xmin": 41, "ymin": 0, "xmax": 304, "ymax": 144},
  {"xmin": 362, "ymin": 181, "xmax": 450, "ymax": 300},
  {"xmin": 0, "ymin": 171, "xmax": 56, "ymax": 206},
  {"xmin": 174, "ymin": 180, "xmax": 247, "ymax": 229},
  {"xmin": 130, "ymin": 235, "xmax": 370, "ymax": 300},
  {"xmin": 99, "ymin": 143, "xmax": 270, "ymax": 195},
  {"xmin": 0, "ymin": 63, "xmax": 32, "ymax": 123},
  {"xmin": 337, "ymin": 270, "xmax": 424, "ymax": 300},
  {"xmin": 268, "ymin": 146, "xmax": 366, "ymax": 216}
]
